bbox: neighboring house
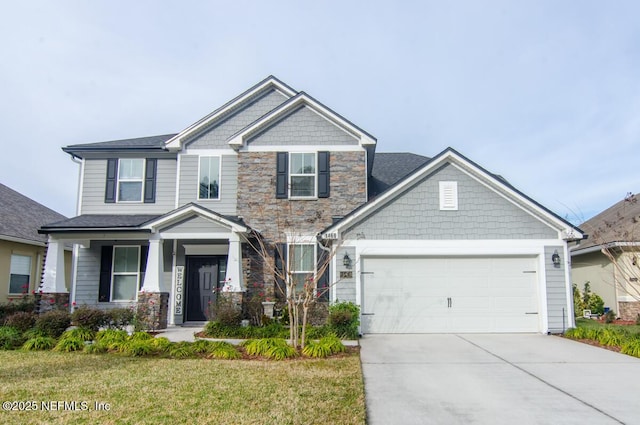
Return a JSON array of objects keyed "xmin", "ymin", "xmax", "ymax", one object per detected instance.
[
  {"xmin": 40, "ymin": 76, "xmax": 583, "ymax": 333},
  {"xmin": 570, "ymin": 193, "xmax": 640, "ymax": 321},
  {"xmin": 0, "ymin": 183, "xmax": 71, "ymax": 302}
]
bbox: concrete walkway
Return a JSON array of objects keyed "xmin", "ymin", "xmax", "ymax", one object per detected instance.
[
  {"xmin": 155, "ymin": 325, "xmax": 205, "ymax": 342},
  {"xmin": 360, "ymin": 334, "xmax": 640, "ymax": 425}
]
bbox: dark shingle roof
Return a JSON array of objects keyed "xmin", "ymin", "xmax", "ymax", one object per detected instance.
[
  {"xmin": 573, "ymin": 193, "xmax": 640, "ymax": 252},
  {"xmin": 40, "ymin": 215, "xmax": 160, "ymax": 232},
  {"xmin": 63, "ymin": 134, "xmax": 177, "ymax": 155},
  {"xmin": 0, "ymin": 184, "xmax": 68, "ymax": 244},
  {"xmin": 368, "ymin": 152, "xmax": 431, "ymax": 198}
]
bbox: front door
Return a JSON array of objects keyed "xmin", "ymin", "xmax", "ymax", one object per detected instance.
[{"xmin": 185, "ymin": 256, "xmax": 226, "ymax": 322}]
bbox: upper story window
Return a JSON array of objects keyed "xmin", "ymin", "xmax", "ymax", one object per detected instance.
[
  {"xmin": 276, "ymin": 151, "xmax": 330, "ymax": 199},
  {"xmin": 9, "ymin": 254, "xmax": 31, "ymax": 295},
  {"xmin": 199, "ymin": 156, "xmax": 220, "ymax": 200},
  {"xmin": 290, "ymin": 153, "xmax": 316, "ymax": 198},
  {"xmin": 118, "ymin": 159, "xmax": 145, "ymax": 202},
  {"xmin": 105, "ymin": 158, "xmax": 157, "ymax": 204}
]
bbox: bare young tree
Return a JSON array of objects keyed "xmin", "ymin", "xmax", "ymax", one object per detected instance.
[
  {"xmin": 242, "ymin": 202, "xmax": 343, "ymax": 349},
  {"xmin": 583, "ymin": 192, "xmax": 640, "ymax": 302}
]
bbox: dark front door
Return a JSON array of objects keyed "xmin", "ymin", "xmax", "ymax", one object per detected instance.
[{"xmin": 185, "ymin": 256, "xmax": 225, "ymax": 322}]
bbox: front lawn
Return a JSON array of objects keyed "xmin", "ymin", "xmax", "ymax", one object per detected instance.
[{"xmin": 0, "ymin": 351, "xmax": 365, "ymax": 425}]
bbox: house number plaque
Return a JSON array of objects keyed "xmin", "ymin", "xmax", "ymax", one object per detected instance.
[{"xmin": 174, "ymin": 266, "xmax": 184, "ymax": 316}]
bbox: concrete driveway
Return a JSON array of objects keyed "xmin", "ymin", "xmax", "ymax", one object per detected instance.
[{"xmin": 360, "ymin": 334, "xmax": 640, "ymax": 425}]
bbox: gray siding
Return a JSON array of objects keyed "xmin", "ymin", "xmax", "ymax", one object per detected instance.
[
  {"xmin": 177, "ymin": 154, "xmax": 237, "ymax": 214},
  {"xmin": 81, "ymin": 158, "xmax": 176, "ymax": 214},
  {"xmin": 335, "ymin": 246, "xmax": 356, "ymax": 303},
  {"xmin": 74, "ymin": 239, "xmax": 171, "ymax": 308},
  {"xmin": 344, "ymin": 164, "xmax": 559, "ymax": 240},
  {"xmin": 161, "ymin": 215, "xmax": 231, "ymax": 234},
  {"xmin": 545, "ymin": 245, "xmax": 569, "ymax": 333},
  {"xmin": 247, "ymin": 105, "xmax": 358, "ymax": 146},
  {"xmin": 186, "ymin": 89, "xmax": 288, "ymax": 148}
]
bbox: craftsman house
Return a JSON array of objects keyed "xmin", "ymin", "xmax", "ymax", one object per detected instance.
[{"xmin": 40, "ymin": 76, "xmax": 583, "ymax": 333}]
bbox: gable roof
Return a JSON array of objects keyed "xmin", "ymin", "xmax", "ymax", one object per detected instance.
[
  {"xmin": 323, "ymin": 147, "xmax": 584, "ymax": 241},
  {"xmin": 571, "ymin": 193, "xmax": 640, "ymax": 254},
  {"xmin": 165, "ymin": 75, "xmax": 297, "ymax": 151},
  {"xmin": 368, "ymin": 152, "xmax": 431, "ymax": 198},
  {"xmin": 142, "ymin": 203, "xmax": 249, "ymax": 233},
  {"xmin": 227, "ymin": 91, "xmax": 377, "ymax": 148},
  {"xmin": 0, "ymin": 183, "xmax": 68, "ymax": 245}
]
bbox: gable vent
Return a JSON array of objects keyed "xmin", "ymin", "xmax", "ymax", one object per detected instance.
[{"xmin": 439, "ymin": 181, "xmax": 458, "ymax": 211}]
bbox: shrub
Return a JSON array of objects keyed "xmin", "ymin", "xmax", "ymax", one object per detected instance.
[
  {"xmin": 128, "ymin": 331, "xmax": 153, "ymax": 341},
  {"xmin": 621, "ymin": 338, "xmax": 640, "ymax": 357},
  {"xmin": 22, "ymin": 336, "xmax": 56, "ymax": 351},
  {"xmin": 63, "ymin": 328, "xmax": 95, "ymax": 342},
  {"xmin": 95, "ymin": 329, "xmax": 129, "ymax": 351},
  {"xmin": 0, "ymin": 297, "xmax": 37, "ymax": 323},
  {"xmin": 242, "ymin": 338, "xmax": 297, "ymax": 360},
  {"xmin": 328, "ymin": 301, "xmax": 360, "ymax": 339},
  {"xmin": 564, "ymin": 327, "xmax": 587, "ymax": 339},
  {"xmin": 302, "ymin": 340, "xmax": 332, "ymax": 358},
  {"xmin": 207, "ymin": 341, "xmax": 241, "ymax": 360},
  {"xmin": 106, "ymin": 308, "xmax": 134, "ymax": 329},
  {"xmin": 320, "ymin": 335, "xmax": 346, "ymax": 354},
  {"xmin": 0, "ymin": 326, "xmax": 23, "ymax": 350},
  {"xmin": 211, "ymin": 295, "xmax": 242, "ymax": 327},
  {"xmin": 71, "ymin": 306, "xmax": 108, "ymax": 331},
  {"xmin": 35, "ymin": 310, "xmax": 71, "ymax": 338},
  {"xmin": 54, "ymin": 336, "xmax": 85, "ymax": 352},
  {"xmin": 169, "ymin": 342, "xmax": 196, "ymax": 358},
  {"xmin": 596, "ymin": 328, "xmax": 625, "ymax": 347},
  {"xmin": 3, "ymin": 311, "xmax": 36, "ymax": 333},
  {"xmin": 23, "ymin": 328, "xmax": 48, "ymax": 339},
  {"xmin": 604, "ymin": 310, "xmax": 616, "ymax": 324},
  {"xmin": 151, "ymin": 337, "xmax": 172, "ymax": 353},
  {"xmin": 123, "ymin": 339, "xmax": 155, "ymax": 357}
]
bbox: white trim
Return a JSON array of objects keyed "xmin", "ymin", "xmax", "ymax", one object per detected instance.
[
  {"xmin": 174, "ymin": 154, "xmax": 182, "ymax": 209},
  {"xmin": 0, "ymin": 235, "xmax": 45, "ymax": 247},
  {"xmin": 183, "ymin": 244, "xmax": 229, "ymax": 256},
  {"xmin": 144, "ymin": 204, "xmax": 248, "ymax": 234},
  {"xmin": 158, "ymin": 232, "xmax": 236, "ymax": 240},
  {"xmin": 76, "ymin": 157, "xmax": 85, "ymax": 215},
  {"xmin": 240, "ymin": 145, "xmax": 363, "ymax": 153},
  {"xmin": 562, "ymin": 243, "xmax": 575, "ymax": 329},
  {"xmin": 228, "ymin": 93, "xmax": 376, "ymax": 148},
  {"xmin": 70, "ymin": 243, "xmax": 80, "ymax": 308},
  {"xmin": 197, "ymin": 155, "xmax": 222, "ymax": 201},
  {"xmin": 165, "ymin": 77, "xmax": 296, "ymax": 151},
  {"xmin": 323, "ymin": 150, "xmax": 582, "ymax": 240}
]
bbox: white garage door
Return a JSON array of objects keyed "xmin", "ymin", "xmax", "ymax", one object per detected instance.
[{"xmin": 361, "ymin": 256, "xmax": 540, "ymax": 333}]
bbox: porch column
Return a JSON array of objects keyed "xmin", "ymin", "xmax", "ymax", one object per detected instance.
[
  {"xmin": 225, "ymin": 233, "xmax": 244, "ymax": 291},
  {"xmin": 41, "ymin": 237, "xmax": 67, "ymax": 293},
  {"xmin": 142, "ymin": 238, "xmax": 164, "ymax": 292}
]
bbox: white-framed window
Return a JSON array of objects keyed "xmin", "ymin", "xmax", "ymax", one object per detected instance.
[
  {"xmin": 111, "ymin": 246, "xmax": 140, "ymax": 301},
  {"xmin": 289, "ymin": 152, "xmax": 316, "ymax": 198},
  {"xmin": 288, "ymin": 243, "xmax": 316, "ymax": 293},
  {"xmin": 439, "ymin": 181, "xmax": 458, "ymax": 211},
  {"xmin": 117, "ymin": 159, "xmax": 145, "ymax": 202},
  {"xmin": 9, "ymin": 254, "xmax": 31, "ymax": 295},
  {"xmin": 198, "ymin": 156, "xmax": 221, "ymax": 200}
]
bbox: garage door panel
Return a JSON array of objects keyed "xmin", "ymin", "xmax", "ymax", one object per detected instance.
[{"xmin": 362, "ymin": 256, "xmax": 540, "ymax": 333}]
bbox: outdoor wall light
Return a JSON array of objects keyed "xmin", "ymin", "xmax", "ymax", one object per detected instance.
[
  {"xmin": 343, "ymin": 253, "xmax": 352, "ymax": 269},
  {"xmin": 552, "ymin": 250, "xmax": 561, "ymax": 266}
]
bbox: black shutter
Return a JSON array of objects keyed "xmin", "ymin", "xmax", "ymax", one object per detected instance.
[
  {"xmin": 139, "ymin": 245, "xmax": 149, "ymax": 290},
  {"xmin": 316, "ymin": 244, "xmax": 330, "ymax": 301},
  {"xmin": 274, "ymin": 243, "xmax": 287, "ymax": 298},
  {"xmin": 317, "ymin": 151, "xmax": 330, "ymax": 198},
  {"xmin": 143, "ymin": 159, "xmax": 157, "ymax": 203},
  {"xmin": 105, "ymin": 159, "xmax": 118, "ymax": 203},
  {"xmin": 276, "ymin": 152, "xmax": 288, "ymax": 199},
  {"xmin": 98, "ymin": 246, "xmax": 113, "ymax": 302}
]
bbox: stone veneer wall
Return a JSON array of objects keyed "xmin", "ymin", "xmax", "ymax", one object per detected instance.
[
  {"xmin": 37, "ymin": 293, "xmax": 70, "ymax": 314},
  {"xmin": 619, "ymin": 301, "xmax": 640, "ymax": 321},
  {"xmin": 237, "ymin": 151, "xmax": 367, "ymax": 296},
  {"xmin": 136, "ymin": 292, "xmax": 169, "ymax": 330}
]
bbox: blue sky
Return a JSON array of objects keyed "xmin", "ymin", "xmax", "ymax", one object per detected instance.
[{"xmin": 1, "ymin": 1, "xmax": 639, "ymax": 223}]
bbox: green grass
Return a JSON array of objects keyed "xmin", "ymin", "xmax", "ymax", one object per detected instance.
[
  {"xmin": 0, "ymin": 350, "xmax": 365, "ymax": 425},
  {"xmin": 575, "ymin": 318, "xmax": 640, "ymax": 334}
]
